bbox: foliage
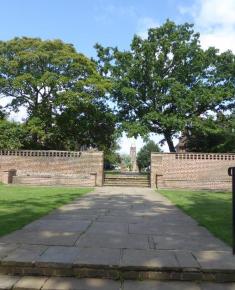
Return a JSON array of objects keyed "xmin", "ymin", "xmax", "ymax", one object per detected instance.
[
  {"xmin": 137, "ymin": 140, "xmax": 161, "ymax": 171},
  {"xmin": 161, "ymin": 189, "xmax": 232, "ymax": 246},
  {"xmin": 95, "ymin": 20, "xmax": 235, "ymax": 152},
  {"xmin": 0, "ymin": 119, "xmax": 26, "ymax": 149},
  {"xmin": 121, "ymin": 154, "xmax": 132, "ymax": 171},
  {"xmin": 104, "ymin": 140, "xmax": 121, "ymax": 170},
  {"xmin": 0, "ymin": 37, "xmax": 116, "ymax": 150},
  {"xmin": 0, "ymin": 106, "xmax": 5, "ymax": 119},
  {"xmin": 185, "ymin": 113, "xmax": 235, "ymax": 152}
]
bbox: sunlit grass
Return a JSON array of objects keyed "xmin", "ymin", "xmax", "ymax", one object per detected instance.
[
  {"xmin": 0, "ymin": 185, "xmax": 92, "ymax": 236},
  {"xmin": 160, "ymin": 189, "xmax": 232, "ymax": 246}
]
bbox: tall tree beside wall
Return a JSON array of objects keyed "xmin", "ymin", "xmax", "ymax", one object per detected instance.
[
  {"xmin": 137, "ymin": 141, "xmax": 161, "ymax": 172},
  {"xmin": 0, "ymin": 119, "xmax": 26, "ymax": 149},
  {"xmin": 185, "ymin": 112, "xmax": 235, "ymax": 153},
  {"xmin": 0, "ymin": 37, "xmax": 116, "ymax": 150},
  {"xmin": 95, "ymin": 20, "xmax": 235, "ymax": 152}
]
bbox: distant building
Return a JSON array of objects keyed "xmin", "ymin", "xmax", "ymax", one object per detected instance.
[{"xmin": 130, "ymin": 145, "xmax": 138, "ymax": 172}]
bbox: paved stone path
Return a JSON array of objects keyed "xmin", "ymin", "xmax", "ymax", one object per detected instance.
[
  {"xmin": 0, "ymin": 187, "xmax": 235, "ymax": 286},
  {"xmin": 1, "ymin": 275, "xmax": 235, "ymax": 289}
]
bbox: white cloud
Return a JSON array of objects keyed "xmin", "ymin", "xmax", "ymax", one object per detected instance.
[
  {"xmin": 137, "ymin": 17, "xmax": 159, "ymax": 39},
  {"xmin": 179, "ymin": 0, "xmax": 235, "ymax": 52},
  {"xmin": 194, "ymin": 0, "xmax": 235, "ymax": 27}
]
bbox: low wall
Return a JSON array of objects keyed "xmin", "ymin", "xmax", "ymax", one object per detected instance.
[
  {"xmin": 151, "ymin": 153, "xmax": 235, "ymax": 191},
  {"xmin": 0, "ymin": 150, "xmax": 104, "ymax": 186}
]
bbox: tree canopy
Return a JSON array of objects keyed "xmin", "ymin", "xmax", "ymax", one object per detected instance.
[
  {"xmin": 95, "ymin": 20, "xmax": 235, "ymax": 152},
  {"xmin": 0, "ymin": 37, "xmax": 116, "ymax": 150},
  {"xmin": 185, "ymin": 112, "xmax": 235, "ymax": 153}
]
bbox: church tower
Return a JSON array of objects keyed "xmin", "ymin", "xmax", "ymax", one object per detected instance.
[{"xmin": 130, "ymin": 144, "xmax": 138, "ymax": 172}]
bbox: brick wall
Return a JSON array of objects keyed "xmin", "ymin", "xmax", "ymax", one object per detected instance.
[
  {"xmin": 0, "ymin": 150, "xmax": 104, "ymax": 186},
  {"xmin": 151, "ymin": 153, "xmax": 235, "ymax": 191}
]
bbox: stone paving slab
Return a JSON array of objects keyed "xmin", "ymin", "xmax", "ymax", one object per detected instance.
[
  {"xmin": 0, "ymin": 230, "xmax": 80, "ymax": 246},
  {"xmin": 153, "ymin": 235, "xmax": 230, "ymax": 251},
  {"xmin": 35, "ymin": 246, "xmax": 80, "ymax": 268},
  {"xmin": 42, "ymin": 277, "xmax": 120, "ymax": 290},
  {"xmin": 0, "ymin": 187, "xmax": 234, "ymax": 282},
  {"xmin": 123, "ymin": 280, "xmax": 201, "ymax": 290},
  {"xmin": 193, "ymin": 251, "xmax": 235, "ymax": 271},
  {"xmin": 129, "ymin": 223, "xmax": 213, "ymax": 237},
  {"xmin": 2, "ymin": 245, "xmax": 47, "ymax": 266},
  {"xmin": 121, "ymin": 249, "xmax": 179, "ymax": 269},
  {"xmin": 0, "ymin": 275, "xmax": 20, "ymax": 289},
  {"xmin": 41, "ymin": 214, "xmax": 97, "ymax": 221},
  {"xmin": 14, "ymin": 276, "xmax": 48, "ymax": 290},
  {"xmin": 174, "ymin": 251, "xmax": 200, "ymax": 269},
  {"xmin": 74, "ymin": 247, "xmax": 121, "ymax": 267},
  {"xmin": 76, "ymin": 233, "xmax": 149, "ymax": 249},
  {"xmin": 86, "ymin": 222, "xmax": 128, "ymax": 235},
  {"xmin": 0, "ymin": 244, "xmax": 19, "ymax": 259},
  {"xmin": 2, "ymin": 275, "xmax": 235, "ymax": 290},
  {"xmin": 23, "ymin": 220, "xmax": 91, "ymax": 232}
]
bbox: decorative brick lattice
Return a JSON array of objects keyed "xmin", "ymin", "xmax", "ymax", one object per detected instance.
[
  {"xmin": 0, "ymin": 150, "xmax": 82, "ymax": 158},
  {"xmin": 151, "ymin": 153, "xmax": 235, "ymax": 190},
  {"xmin": 0, "ymin": 150, "xmax": 104, "ymax": 186}
]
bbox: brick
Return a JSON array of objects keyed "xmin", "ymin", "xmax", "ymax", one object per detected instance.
[
  {"xmin": 0, "ymin": 150, "xmax": 104, "ymax": 187},
  {"xmin": 151, "ymin": 153, "xmax": 234, "ymax": 190}
]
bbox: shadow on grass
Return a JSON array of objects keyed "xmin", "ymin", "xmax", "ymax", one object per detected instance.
[
  {"xmin": 160, "ymin": 190, "xmax": 232, "ymax": 246},
  {"xmin": 0, "ymin": 185, "xmax": 92, "ymax": 236}
]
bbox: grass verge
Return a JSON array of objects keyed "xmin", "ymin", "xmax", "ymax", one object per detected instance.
[
  {"xmin": 0, "ymin": 185, "xmax": 92, "ymax": 237},
  {"xmin": 160, "ymin": 189, "xmax": 232, "ymax": 246}
]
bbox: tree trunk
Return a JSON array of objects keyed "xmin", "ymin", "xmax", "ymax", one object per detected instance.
[{"xmin": 164, "ymin": 133, "xmax": 176, "ymax": 152}]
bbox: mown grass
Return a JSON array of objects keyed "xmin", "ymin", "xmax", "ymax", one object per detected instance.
[
  {"xmin": 0, "ymin": 185, "xmax": 92, "ymax": 237},
  {"xmin": 160, "ymin": 189, "xmax": 232, "ymax": 246}
]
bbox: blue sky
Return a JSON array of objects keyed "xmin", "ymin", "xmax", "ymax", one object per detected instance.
[
  {"xmin": 1, "ymin": 0, "xmax": 235, "ymax": 153},
  {"xmin": 1, "ymin": 0, "xmax": 192, "ymax": 57}
]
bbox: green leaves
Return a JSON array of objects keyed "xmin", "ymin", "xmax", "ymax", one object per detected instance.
[
  {"xmin": 137, "ymin": 141, "xmax": 161, "ymax": 171},
  {"xmin": 0, "ymin": 37, "xmax": 116, "ymax": 151},
  {"xmin": 96, "ymin": 20, "xmax": 235, "ymax": 152},
  {"xmin": 0, "ymin": 120, "xmax": 26, "ymax": 149}
]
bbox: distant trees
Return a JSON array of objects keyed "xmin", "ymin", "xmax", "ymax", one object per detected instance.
[
  {"xmin": 137, "ymin": 141, "xmax": 161, "ymax": 171},
  {"xmin": 96, "ymin": 20, "xmax": 235, "ymax": 152},
  {"xmin": 185, "ymin": 112, "xmax": 235, "ymax": 153},
  {"xmin": 0, "ymin": 37, "xmax": 116, "ymax": 151},
  {"xmin": 121, "ymin": 154, "xmax": 132, "ymax": 171},
  {"xmin": 0, "ymin": 119, "xmax": 26, "ymax": 149}
]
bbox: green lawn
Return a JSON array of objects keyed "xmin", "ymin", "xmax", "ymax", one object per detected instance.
[
  {"xmin": 0, "ymin": 185, "xmax": 92, "ymax": 237},
  {"xmin": 160, "ymin": 189, "xmax": 232, "ymax": 246}
]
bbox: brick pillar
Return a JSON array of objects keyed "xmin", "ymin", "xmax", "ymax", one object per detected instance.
[{"xmin": 1, "ymin": 169, "xmax": 17, "ymax": 184}]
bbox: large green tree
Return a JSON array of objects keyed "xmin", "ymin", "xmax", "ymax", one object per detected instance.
[
  {"xmin": 0, "ymin": 37, "xmax": 115, "ymax": 150},
  {"xmin": 95, "ymin": 20, "xmax": 234, "ymax": 152},
  {"xmin": 185, "ymin": 112, "xmax": 235, "ymax": 153},
  {"xmin": 0, "ymin": 119, "xmax": 26, "ymax": 149},
  {"xmin": 137, "ymin": 140, "xmax": 161, "ymax": 171}
]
